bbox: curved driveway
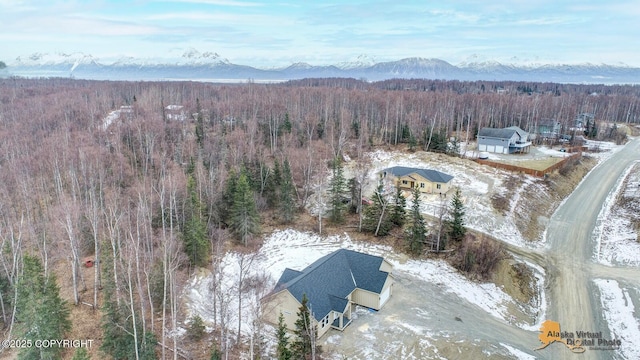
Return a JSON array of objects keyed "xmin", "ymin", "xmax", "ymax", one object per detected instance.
[{"xmin": 544, "ymin": 138, "xmax": 640, "ymax": 360}]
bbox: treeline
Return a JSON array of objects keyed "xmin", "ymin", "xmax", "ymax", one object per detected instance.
[{"xmin": 0, "ymin": 77, "xmax": 638, "ymax": 359}]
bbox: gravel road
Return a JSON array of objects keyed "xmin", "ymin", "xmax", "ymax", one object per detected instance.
[{"xmin": 544, "ymin": 138, "xmax": 640, "ymax": 360}]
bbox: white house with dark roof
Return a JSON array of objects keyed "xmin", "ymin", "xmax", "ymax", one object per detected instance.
[
  {"xmin": 477, "ymin": 126, "xmax": 531, "ymax": 154},
  {"xmin": 380, "ymin": 166, "xmax": 454, "ymax": 195},
  {"xmin": 534, "ymin": 119, "xmax": 561, "ymax": 140},
  {"xmin": 262, "ymin": 249, "xmax": 393, "ymax": 338}
]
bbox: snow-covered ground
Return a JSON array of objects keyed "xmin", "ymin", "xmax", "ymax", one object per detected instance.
[
  {"xmin": 183, "ymin": 229, "xmax": 545, "ymax": 357},
  {"xmin": 182, "ymin": 141, "xmax": 630, "ymax": 358},
  {"xmin": 500, "ymin": 343, "xmax": 537, "ymax": 360},
  {"xmin": 593, "ymin": 160, "xmax": 640, "ymax": 266},
  {"xmin": 593, "ymin": 279, "xmax": 640, "ymax": 360},
  {"xmin": 102, "ymin": 110, "xmax": 120, "ymax": 130},
  {"xmin": 101, "ymin": 105, "xmax": 133, "ymax": 130},
  {"xmin": 361, "ymin": 149, "xmax": 542, "ymax": 249}
]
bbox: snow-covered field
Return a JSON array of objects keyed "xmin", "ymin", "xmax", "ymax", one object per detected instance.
[
  {"xmin": 593, "ymin": 160, "xmax": 640, "ymax": 266},
  {"xmin": 593, "ymin": 279, "xmax": 640, "ymax": 360}
]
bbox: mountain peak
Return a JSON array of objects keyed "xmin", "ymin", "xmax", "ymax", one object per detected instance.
[
  {"xmin": 179, "ymin": 48, "xmax": 229, "ymax": 65},
  {"xmin": 182, "ymin": 48, "xmax": 219, "ymax": 60},
  {"xmin": 6, "ymin": 52, "xmax": 640, "ymax": 84},
  {"xmin": 337, "ymin": 54, "xmax": 377, "ymax": 69},
  {"xmin": 15, "ymin": 52, "xmax": 99, "ymax": 66},
  {"xmin": 286, "ymin": 62, "xmax": 314, "ymax": 69}
]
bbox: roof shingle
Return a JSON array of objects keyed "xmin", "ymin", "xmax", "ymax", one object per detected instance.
[
  {"xmin": 383, "ymin": 166, "xmax": 453, "ymax": 183},
  {"xmin": 273, "ymin": 249, "xmax": 390, "ymax": 321}
]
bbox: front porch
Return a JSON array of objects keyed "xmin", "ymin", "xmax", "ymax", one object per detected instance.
[{"xmin": 331, "ymin": 314, "xmax": 352, "ymax": 331}]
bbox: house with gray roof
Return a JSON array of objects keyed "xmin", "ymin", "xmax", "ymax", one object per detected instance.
[
  {"xmin": 477, "ymin": 126, "xmax": 531, "ymax": 154},
  {"xmin": 534, "ymin": 119, "xmax": 561, "ymax": 140},
  {"xmin": 380, "ymin": 166, "xmax": 454, "ymax": 195},
  {"xmin": 262, "ymin": 249, "xmax": 393, "ymax": 338}
]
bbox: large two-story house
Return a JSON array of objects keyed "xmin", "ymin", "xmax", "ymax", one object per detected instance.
[{"xmin": 477, "ymin": 126, "xmax": 531, "ymax": 154}]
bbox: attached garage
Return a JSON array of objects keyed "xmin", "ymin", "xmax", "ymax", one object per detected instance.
[
  {"xmin": 379, "ymin": 286, "xmax": 391, "ymax": 307},
  {"xmin": 477, "ymin": 127, "xmax": 531, "ymax": 154}
]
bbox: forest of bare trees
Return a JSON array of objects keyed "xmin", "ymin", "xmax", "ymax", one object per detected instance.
[{"xmin": 0, "ymin": 77, "xmax": 638, "ymax": 359}]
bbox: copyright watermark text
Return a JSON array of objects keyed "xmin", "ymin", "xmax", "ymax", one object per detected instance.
[{"xmin": 1, "ymin": 339, "xmax": 94, "ymax": 349}]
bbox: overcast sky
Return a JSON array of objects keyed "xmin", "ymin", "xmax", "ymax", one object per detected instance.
[{"xmin": 1, "ymin": 0, "xmax": 638, "ymax": 67}]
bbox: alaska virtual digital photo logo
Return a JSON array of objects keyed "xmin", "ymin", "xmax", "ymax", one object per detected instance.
[{"xmin": 536, "ymin": 320, "xmax": 621, "ymax": 354}]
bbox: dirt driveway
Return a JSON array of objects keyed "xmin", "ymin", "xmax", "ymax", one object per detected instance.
[{"xmin": 320, "ymin": 268, "xmax": 542, "ymax": 360}]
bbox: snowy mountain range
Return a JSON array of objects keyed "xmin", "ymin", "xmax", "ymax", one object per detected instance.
[{"xmin": 4, "ymin": 50, "xmax": 640, "ymax": 84}]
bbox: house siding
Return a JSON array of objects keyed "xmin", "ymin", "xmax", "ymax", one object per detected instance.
[
  {"xmin": 379, "ymin": 259, "xmax": 393, "ymax": 273},
  {"xmin": 262, "ymin": 290, "xmax": 303, "ymax": 331},
  {"xmin": 352, "ymin": 288, "xmax": 383, "ymax": 310},
  {"xmin": 478, "ymin": 136, "xmax": 513, "ymax": 154},
  {"xmin": 379, "ymin": 276, "xmax": 393, "ymax": 307},
  {"xmin": 394, "ymin": 174, "xmax": 448, "ymax": 194},
  {"xmin": 264, "ymin": 249, "xmax": 394, "ymax": 339},
  {"xmin": 317, "ymin": 311, "xmax": 334, "ymax": 338}
]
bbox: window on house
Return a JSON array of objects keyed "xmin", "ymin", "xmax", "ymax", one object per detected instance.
[
  {"xmin": 402, "ymin": 180, "xmax": 408, "ymax": 185},
  {"xmin": 420, "ymin": 183, "xmax": 425, "ymax": 188},
  {"xmin": 437, "ymin": 184, "xmax": 441, "ymax": 189},
  {"xmin": 320, "ymin": 314, "xmax": 330, "ymax": 327}
]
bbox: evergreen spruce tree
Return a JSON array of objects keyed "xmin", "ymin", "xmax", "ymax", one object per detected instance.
[
  {"xmin": 230, "ymin": 172, "xmax": 260, "ymax": 245},
  {"xmin": 183, "ymin": 175, "xmax": 209, "ymax": 267},
  {"xmin": 139, "ymin": 332, "xmax": 158, "ymax": 360},
  {"xmin": 405, "ymin": 187, "xmax": 426, "ymax": 255},
  {"xmin": 408, "ymin": 133, "xmax": 417, "ymax": 151},
  {"xmin": 187, "ymin": 314, "xmax": 206, "ymax": 341},
  {"xmin": 390, "ymin": 184, "xmax": 407, "ymax": 227},
  {"xmin": 195, "ymin": 98, "xmax": 205, "ymax": 146},
  {"xmin": 16, "ymin": 255, "xmax": 71, "ymax": 360},
  {"xmin": 328, "ymin": 157, "xmax": 347, "ymax": 224},
  {"xmin": 101, "ymin": 278, "xmax": 130, "ymax": 359},
  {"xmin": 362, "ymin": 184, "xmax": 392, "ymax": 236},
  {"xmin": 291, "ymin": 294, "xmax": 319, "ymax": 359},
  {"xmin": 281, "ymin": 113, "xmax": 292, "ymax": 134},
  {"xmin": 101, "ymin": 264, "xmax": 157, "ymax": 360},
  {"xmin": 72, "ymin": 347, "xmax": 91, "ymax": 360},
  {"xmin": 447, "ymin": 188, "xmax": 467, "ymax": 242},
  {"xmin": 265, "ymin": 161, "xmax": 282, "ymax": 208},
  {"xmin": 210, "ymin": 344, "xmax": 222, "ymax": 360},
  {"xmin": 221, "ymin": 169, "xmax": 238, "ymax": 226},
  {"xmin": 400, "ymin": 124, "xmax": 411, "ymax": 143},
  {"xmin": 279, "ymin": 159, "xmax": 296, "ymax": 224},
  {"xmin": 276, "ymin": 312, "xmax": 292, "ymax": 360}
]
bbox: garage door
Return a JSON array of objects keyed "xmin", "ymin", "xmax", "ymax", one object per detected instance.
[
  {"xmin": 495, "ymin": 145, "xmax": 504, "ymax": 153},
  {"xmin": 379, "ymin": 286, "xmax": 391, "ymax": 307},
  {"xmin": 478, "ymin": 144, "xmax": 486, "ymax": 151},
  {"xmin": 487, "ymin": 145, "xmax": 495, "ymax": 153}
]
